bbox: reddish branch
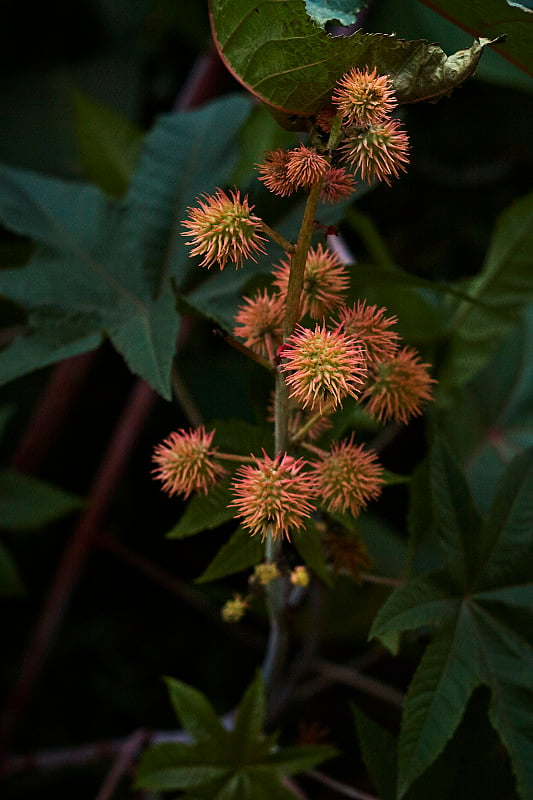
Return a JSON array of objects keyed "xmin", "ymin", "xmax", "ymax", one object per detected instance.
[
  {"xmin": 0, "ymin": 380, "xmax": 158, "ymax": 755},
  {"xmin": 10, "ymin": 350, "xmax": 97, "ymax": 473},
  {"xmin": 0, "ymin": 45, "xmax": 229, "ymax": 766}
]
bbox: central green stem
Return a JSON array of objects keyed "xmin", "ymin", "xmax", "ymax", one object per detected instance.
[{"xmin": 263, "ymin": 180, "xmax": 323, "ymax": 699}]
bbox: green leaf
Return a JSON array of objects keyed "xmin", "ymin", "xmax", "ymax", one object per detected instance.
[
  {"xmin": 365, "ymin": 0, "xmax": 533, "ymax": 93},
  {"xmin": 429, "ymin": 438, "xmax": 484, "ymax": 584},
  {"xmin": 352, "ymin": 705, "xmax": 397, "ymax": 800},
  {"xmin": 419, "ymin": 0, "xmax": 533, "ymax": 76},
  {"xmin": 439, "ymin": 191, "xmax": 533, "ymax": 398},
  {"xmin": 166, "ymin": 484, "xmax": 235, "ymax": 539},
  {"xmin": 135, "ymin": 742, "xmax": 230, "ymax": 790},
  {"xmin": 209, "ymin": 0, "xmax": 500, "ymax": 124},
  {"xmin": 304, "ymin": 0, "xmax": 367, "ymax": 27},
  {"xmin": 0, "ymin": 469, "xmax": 83, "ymax": 530},
  {"xmin": 124, "ymin": 94, "xmax": 252, "ymax": 292},
  {"xmin": 0, "ymin": 95, "xmax": 253, "ymax": 396},
  {"xmin": 267, "ymin": 743, "xmax": 338, "ymax": 775},
  {"xmin": 196, "ymin": 527, "xmax": 263, "ymax": 583},
  {"xmin": 71, "ymin": 87, "xmax": 143, "ymax": 197},
  {"xmin": 0, "ymin": 539, "xmax": 25, "ymax": 597},
  {"xmin": 0, "ymin": 405, "xmax": 15, "ymax": 440},
  {"xmin": 164, "ymin": 677, "xmax": 229, "ymax": 743},
  {"xmin": 370, "ymin": 444, "xmax": 533, "ymax": 798},
  {"xmin": 136, "ymin": 672, "xmax": 334, "ymax": 797},
  {"xmin": 231, "ymin": 671, "xmax": 268, "ymax": 761},
  {"xmin": 436, "ymin": 305, "xmax": 533, "ymax": 515}
]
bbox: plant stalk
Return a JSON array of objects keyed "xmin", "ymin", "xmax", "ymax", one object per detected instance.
[{"xmin": 262, "ymin": 179, "xmax": 323, "ymax": 699}]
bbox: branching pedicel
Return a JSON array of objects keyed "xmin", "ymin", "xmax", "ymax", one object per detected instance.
[{"xmin": 155, "ymin": 68, "xmax": 435, "ymax": 623}]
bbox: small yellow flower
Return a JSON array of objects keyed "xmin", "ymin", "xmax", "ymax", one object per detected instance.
[
  {"xmin": 254, "ymin": 562, "xmax": 281, "ymax": 586},
  {"xmin": 290, "ymin": 566, "xmax": 310, "ymax": 587},
  {"xmin": 221, "ymin": 594, "xmax": 248, "ymax": 623}
]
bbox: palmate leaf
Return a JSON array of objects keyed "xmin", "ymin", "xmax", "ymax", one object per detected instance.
[
  {"xmin": 370, "ymin": 439, "xmax": 533, "ymax": 799},
  {"xmin": 0, "ymin": 469, "xmax": 83, "ymax": 530},
  {"xmin": 0, "ymin": 95, "xmax": 252, "ymax": 397},
  {"xmin": 209, "ymin": 0, "xmax": 500, "ymax": 127},
  {"xmin": 439, "ymin": 191, "xmax": 533, "ymax": 400},
  {"xmin": 135, "ymin": 671, "xmax": 336, "ymax": 799}
]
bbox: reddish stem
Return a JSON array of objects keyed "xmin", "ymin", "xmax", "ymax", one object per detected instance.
[
  {"xmin": 0, "ymin": 381, "xmax": 157, "ymax": 757},
  {"xmin": 10, "ymin": 350, "xmax": 97, "ymax": 474},
  {"xmin": 0, "ymin": 44, "xmax": 230, "ymax": 761}
]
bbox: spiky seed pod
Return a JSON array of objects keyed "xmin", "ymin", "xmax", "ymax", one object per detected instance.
[
  {"xmin": 286, "ymin": 145, "xmax": 330, "ymax": 189},
  {"xmin": 256, "ymin": 148, "xmax": 297, "ymax": 197},
  {"xmin": 229, "ymin": 451, "xmax": 318, "ymax": 541},
  {"xmin": 182, "ymin": 188, "xmax": 267, "ymax": 269},
  {"xmin": 341, "ymin": 119, "xmax": 410, "ymax": 185},
  {"xmin": 332, "ymin": 67, "xmax": 397, "ymax": 127},
  {"xmin": 311, "ymin": 435, "xmax": 384, "ymax": 516},
  {"xmin": 273, "ymin": 244, "xmax": 350, "ymax": 321},
  {"xmin": 335, "ymin": 300, "xmax": 400, "ymax": 369},
  {"xmin": 233, "ymin": 290, "xmax": 285, "ymax": 359},
  {"xmin": 280, "ymin": 324, "xmax": 367, "ymax": 412},
  {"xmin": 152, "ymin": 427, "xmax": 226, "ymax": 499},
  {"xmin": 320, "ymin": 167, "xmax": 357, "ymax": 204},
  {"xmin": 363, "ymin": 346, "xmax": 436, "ymax": 424}
]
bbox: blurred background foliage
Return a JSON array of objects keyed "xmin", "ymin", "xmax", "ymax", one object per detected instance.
[{"xmin": 0, "ymin": 1, "xmax": 532, "ymax": 798}]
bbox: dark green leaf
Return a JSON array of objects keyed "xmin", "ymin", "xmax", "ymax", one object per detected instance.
[
  {"xmin": 0, "ymin": 468, "xmax": 83, "ymax": 530},
  {"xmin": 0, "ymin": 165, "xmax": 177, "ymax": 398},
  {"xmin": 0, "ymin": 95, "xmax": 253, "ymax": 396},
  {"xmin": 366, "ymin": 0, "xmax": 533, "ymax": 92},
  {"xmin": 371, "ymin": 445, "xmax": 533, "ymax": 798},
  {"xmin": 136, "ymin": 671, "xmax": 333, "ymax": 798},
  {"xmin": 439, "ymin": 191, "xmax": 533, "ymax": 398},
  {"xmin": 135, "ymin": 742, "xmax": 229, "ymax": 790},
  {"xmin": 0, "ymin": 405, "xmax": 15, "ymax": 440},
  {"xmin": 267, "ymin": 743, "xmax": 338, "ymax": 775},
  {"xmin": 232, "ymin": 671, "xmax": 265, "ymax": 749},
  {"xmin": 71, "ymin": 87, "xmax": 143, "ymax": 197},
  {"xmin": 196, "ymin": 527, "xmax": 263, "ymax": 583},
  {"xmin": 0, "ymin": 539, "xmax": 25, "ymax": 597},
  {"xmin": 352, "ymin": 705, "xmax": 397, "ymax": 800},
  {"xmin": 210, "ymin": 0, "xmax": 500, "ymax": 123},
  {"xmin": 124, "ymin": 94, "xmax": 252, "ymax": 292},
  {"xmin": 429, "ymin": 438, "xmax": 483, "ymax": 584},
  {"xmin": 166, "ymin": 484, "xmax": 235, "ymax": 539},
  {"xmin": 419, "ymin": 0, "xmax": 533, "ymax": 76},
  {"xmin": 164, "ymin": 677, "xmax": 229, "ymax": 744}
]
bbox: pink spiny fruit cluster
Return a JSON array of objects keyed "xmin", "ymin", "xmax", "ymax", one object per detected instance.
[{"xmin": 156, "ymin": 66, "xmax": 436, "ymax": 578}]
